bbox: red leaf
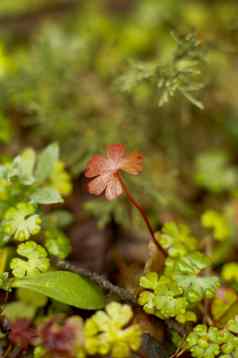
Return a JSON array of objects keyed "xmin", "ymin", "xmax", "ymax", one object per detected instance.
[{"xmin": 85, "ymin": 144, "xmax": 143, "ymax": 200}]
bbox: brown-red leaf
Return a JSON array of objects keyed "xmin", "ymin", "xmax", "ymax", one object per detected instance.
[{"xmin": 85, "ymin": 144, "xmax": 143, "ymax": 200}]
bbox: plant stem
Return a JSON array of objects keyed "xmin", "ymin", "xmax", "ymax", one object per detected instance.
[
  {"xmin": 203, "ymin": 235, "xmax": 213, "ymax": 325},
  {"xmin": 116, "ymin": 172, "xmax": 167, "ymax": 257}
]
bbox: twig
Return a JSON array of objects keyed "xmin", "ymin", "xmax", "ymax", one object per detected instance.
[
  {"xmin": 117, "ymin": 173, "xmax": 167, "ymax": 257},
  {"xmin": 52, "ymin": 257, "xmax": 138, "ymax": 305}
]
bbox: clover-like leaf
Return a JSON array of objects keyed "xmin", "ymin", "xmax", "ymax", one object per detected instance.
[
  {"xmin": 186, "ymin": 325, "xmax": 222, "ymax": 358},
  {"xmin": 157, "ymin": 222, "xmax": 198, "ymax": 258},
  {"xmin": 186, "ymin": 320, "xmax": 238, "ymax": 358},
  {"xmin": 10, "ymin": 241, "xmax": 49, "ymax": 278},
  {"xmin": 165, "ymin": 252, "xmax": 210, "ymax": 275},
  {"xmin": 176, "ymin": 275, "xmax": 220, "ymax": 303},
  {"xmin": 139, "ymin": 236, "xmax": 218, "ymax": 323},
  {"xmin": 2, "ymin": 203, "xmax": 41, "ymax": 241},
  {"xmin": 138, "ymin": 274, "xmax": 196, "ymax": 323},
  {"xmin": 85, "ymin": 302, "xmax": 142, "ymax": 358}
]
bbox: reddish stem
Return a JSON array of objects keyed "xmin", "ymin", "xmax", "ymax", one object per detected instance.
[{"xmin": 116, "ymin": 172, "xmax": 167, "ymax": 257}]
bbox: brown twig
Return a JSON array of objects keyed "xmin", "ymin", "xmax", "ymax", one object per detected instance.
[
  {"xmin": 116, "ymin": 172, "xmax": 167, "ymax": 257},
  {"xmin": 52, "ymin": 257, "xmax": 138, "ymax": 305}
]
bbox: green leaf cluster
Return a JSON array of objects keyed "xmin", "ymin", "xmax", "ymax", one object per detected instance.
[
  {"xmin": 85, "ymin": 302, "xmax": 142, "ymax": 358},
  {"xmin": 0, "ymin": 144, "xmax": 73, "ymax": 284},
  {"xmin": 119, "ymin": 33, "xmax": 205, "ymax": 109},
  {"xmin": 139, "ymin": 222, "xmax": 220, "ymax": 323},
  {"xmin": 33, "ymin": 302, "xmax": 141, "ymax": 358},
  {"xmin": 186, "ymin": 317, "xmax": 238, "ymax": 358}
]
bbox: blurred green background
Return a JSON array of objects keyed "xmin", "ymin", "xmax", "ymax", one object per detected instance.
[{"xmin": 0, "ymin": 0, "xmax": 238, "ymax": 236}]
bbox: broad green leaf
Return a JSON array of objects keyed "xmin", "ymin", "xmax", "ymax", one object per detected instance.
[
  {"xmin": 31, "ymin": 187, "xmax": 63, "ymax": 204},
  {"xmin": 35, "ymin": 143, "xmax": 59, "ymax": 183},
  {"xmin": 11, "ymin": 271, "xmax": 105, "ymax": 309}
]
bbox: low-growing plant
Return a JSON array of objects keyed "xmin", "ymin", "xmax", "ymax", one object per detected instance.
[{"xmin": 1, "ymin": 142, "xmax": 238, "ymax": 358}]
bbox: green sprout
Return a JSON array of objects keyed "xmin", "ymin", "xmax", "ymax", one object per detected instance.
[{"xmin": 139, "ymin": 223, "xmax": 219, "ymax": 323}]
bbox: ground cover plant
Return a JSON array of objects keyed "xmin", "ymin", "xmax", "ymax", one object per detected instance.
[{"xmin": 0, "ymin": 0, "xmax": 238, "ymax": 357}]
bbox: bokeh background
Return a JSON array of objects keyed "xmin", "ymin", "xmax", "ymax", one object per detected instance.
[{"xmin": 0, "ymin": 0, "xmax": 238, "ymax": 283}]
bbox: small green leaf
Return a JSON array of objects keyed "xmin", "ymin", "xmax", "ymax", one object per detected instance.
[
  {"xmin": 11, "ymin": 271, "xmax": 105, "ymax": 309},
  {"xmin": 35, "ymin": 143, "xmax": 59, "ymax": 183},
  {"xmin": 3, "ymin": 203, "xmax": 41, "ymax": 241},
  {"xmin": 31, "ymin": 187, "xmax": 63, "ymax": 204},
  {"xmin": 8, "ymin": 149, "xmax": 36, "ymax": 185},
  {"xmin": 10, "ymin": 241, "xmax": 49, "ymax": 278}
]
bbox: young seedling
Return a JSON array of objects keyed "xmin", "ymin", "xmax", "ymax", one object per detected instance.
[{"xmin": 85, "ymin": 144, "xmax": 166, "ymax": 256}]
